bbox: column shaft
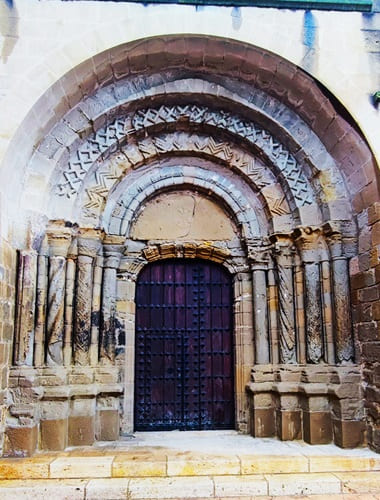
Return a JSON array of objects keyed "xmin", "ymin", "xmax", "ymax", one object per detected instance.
[
  {"xmin": 46, "ymin": 256, "xmax": 67, "ymax": 365},
  {"xmin": 268, "ymin": 265, "xmax": 279, "ymax": 364},
  {"xmin": 63, "ymin": 256, "xmax": 76, "ymax": 366},
  {"xmin": 90, "ymin": 254, "xmax": 103, "ymax": 366},
  {"xmin": 14, "ymin": 251, "xmax": 37, "ymax": 365},
  {"xmin": 100, "ymin": 238, "xmax": 124, "ymax": 363},
  {"xmin": 323, "ymin": 222, "xmax": 355, "ymax": 363},
  {"xmin": 331, "ymin": 256, "xmax": 354, "ymax": 362},
  {"xmin": 73, "ymin": 230, "xmax": 102, "ymax": 365},
  {"xmin": 277, "ymin": 262, "xmax": 296, "ymax": 363},
  {"xmin": 34, "ymin": 252, "xmax": 48, "ymax": 366},
  {"xmin": 304, "ymin": 262, "xmax": 323, "ymax": 363},
  {"xmin": 74, "ymin": 255, "xmax": 94, "ymax": 365},
  {"xmin": 252, "ymin": 268, "xmax": 269, "ymax": 364},
  {"xmin": 294, "ymin": 258, "xmax": 306, "ymax": 364},
  {"xmin": 46, "ymin": 222, "xmax": 72, "ymax": 366},
  {"xmin": 321, "ymin": 259, "xmax": 335, "ymax": 364}
]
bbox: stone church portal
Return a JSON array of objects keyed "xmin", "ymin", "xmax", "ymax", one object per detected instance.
[{"xmin": 1, "ymin": 35, "xmax": 378, "ymax": 456}]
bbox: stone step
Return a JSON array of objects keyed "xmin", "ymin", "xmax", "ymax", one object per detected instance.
[
  {"xmin": 0, "ymin": 472, "xmax": 379, "ymax": 499},
  {"xmin": 0, "ymin": 450, "xmax": 380, "ymax": 499},
  {"xmin": 1, "ymin": 451, "xmax": 380, "ymax": 479}
]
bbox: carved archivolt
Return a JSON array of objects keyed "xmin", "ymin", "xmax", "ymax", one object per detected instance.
[
  {"xmin": 81, "ymin": 133, "xmax": 290, "ymax": 230},
  {"xmin": 105, "ymin": 164, "xmax": 264, "ymax": 239},
  {"xmin": 55, "ymin": 104, "xmax": 315, "ymax": 212},
  {"xmin": 132, "ymin": 104, "xmax": 312, "ymax": 206}
]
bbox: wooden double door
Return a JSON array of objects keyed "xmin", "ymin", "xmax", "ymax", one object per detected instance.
[{"xmin": 134, "ymin": 259, "xmax": 234, "ymax": 431}]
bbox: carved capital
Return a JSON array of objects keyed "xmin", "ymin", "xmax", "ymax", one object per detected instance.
[
  {"xmin": 103, "ymin": 237, "xmax": 125, "ymax": 269},
  {"xmin": 270, "ymin": 233, "xmax": 295, "ymax": 267},
  {"xmin": 293, "ymin": 226, "xmax": 322, "ymax": 262},
  {"xmin": 322, "ymin": 221, "xmax": 344, "ymax": 258},
  {"xmin": 77, "ymin": 228, "xmax": 103, "ymax": 258},
  {"xmin": 46, "ymin": 220, "xmax": 73, "ymax": 257},
  {"xmin": 246, "ymin": 238, "xmax": 271, "ymax": 270}
]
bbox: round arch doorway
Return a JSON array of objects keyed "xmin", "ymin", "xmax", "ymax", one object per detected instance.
[{"xmin": 134, "ymin": 259, "xmax": 235, "ymax": 431}]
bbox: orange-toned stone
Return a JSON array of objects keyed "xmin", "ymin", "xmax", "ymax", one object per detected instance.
[
  {"xmin": 0, "ymin": 456, "xmax": 53, "ymax": 479},
  {"xmin": 113, "ymin": 451, "xmax": 166, "ymax": 478}
]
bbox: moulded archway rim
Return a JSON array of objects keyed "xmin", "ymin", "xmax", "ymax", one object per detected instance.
[{"xmin": 1, "ymin": 33, "xmax": 378, "ymax": 247}]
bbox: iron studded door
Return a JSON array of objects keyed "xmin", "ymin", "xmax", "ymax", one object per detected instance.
[{"xmin": 134, "ymin": 259, "xmax": 234, "ymax": 431}]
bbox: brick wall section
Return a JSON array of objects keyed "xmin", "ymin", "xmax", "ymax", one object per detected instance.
[
  {"xmin": 351, "ymin": 201, "xmax": 380, "ymax": 452},
  {"xmin": 0, "ymin": 237, "xmax": 17, "ymax": 454}
]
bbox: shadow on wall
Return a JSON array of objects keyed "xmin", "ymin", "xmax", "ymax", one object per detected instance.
[{"xmin": 0, "ymin": 0, "xmax": 18, "ymax": 64}]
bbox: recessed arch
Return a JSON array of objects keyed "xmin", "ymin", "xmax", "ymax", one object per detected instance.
[{"xmin": 105, "ymin": 163, "xmax": 267, "ymax": 239}]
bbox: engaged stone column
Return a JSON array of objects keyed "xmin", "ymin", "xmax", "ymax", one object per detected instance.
[
  {"xmin": 323, "ymin": 222, "xmax": 354, "ymax": 363},
  {"xmin": 63, "ymin": 239, "xmax": 77, "ymax": 366},
  {"xmin": 46, "ymin": 222, "xmax": 73, "ymax": 365},
  {"xmin": 271, "ymin": 234, "xmax": 297, "ymax": 364},
  {"xmin": 100, "ymin": 235, "xmax": 125, "ymax": 363},
  {"xmin": 74, "ymin": 229, "xmax": 102, "ymax": 366},
  {"xmin": 294, "ymin": 227, "xmax": 324, "ymax": 364},
  {"xmin": 321, "ymin": 257, "xmax": 335, "ymax": 364},
  {"xmin": 247, "ymin": 240, "xmax": 270, "ymax": 364},
  {"xmin": 267, "ymin": 259, "xmax": 280, "ymax": 364},
  {"xmin": 34, "ymin": 239, "xmax": 49, "ymax": 366},
  {"xmin": 14, "ymin": 250, "xmax": 38, "ymax": 365},
  {"xmin": 90, "ymin": 251, "xmax": 104, "ymax": 366},
  {"xmin": 233, "ymin": 270, "xmax": 254, "ymax": 432},
  {"xmin": 294, "ymin": 253, "xmax": 306, "ymax": 364}
]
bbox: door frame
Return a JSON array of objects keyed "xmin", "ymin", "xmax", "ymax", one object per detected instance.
[{"xmin": 119, "ymin": 241, "xmax": 254, "ymax": 435}]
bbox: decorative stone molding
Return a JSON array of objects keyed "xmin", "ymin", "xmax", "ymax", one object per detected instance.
[
  {"xmin": 143, "ymin": 243, "xmax": 230, "ymax": 265},
  {"xmin": 82, "ymin": 134, "xmax": 276, "ymax": 227},
  {"xmin": 107, "ymin": 163, "xmax": 263, "ymax": 239},
  {"xmin": 55, "ymin": 104, "xmax": 314, "ymax": 211}
]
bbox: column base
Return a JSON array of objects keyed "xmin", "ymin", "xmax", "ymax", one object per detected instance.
[
  {"xmin": 276, "ymin": 410, "xmax": 302, "ymax": 441},
  {"xmin": 68, "ymin": 416, "xmax": 95, "ymax": 446},
  {"xmin": 40, "ymin": 418, "xmax": 68, "ymax": 451},
  {"xmin": 333, "ymin": 419, "xmax": 366, "ymax": 448},
  {"xmin": 97, "ymin": 409, "xmax": 119, "ymax": 441},
  {"xmin": 3, "ymin": 425, "xmax": 38, "ymax": 457},
  {"xmin": 251, "ymin": 408, "xmax": 276, "ymax": 437},
  {"xmin": 303, "ymin": 411, "xmax": 332, "ymax": 444}
]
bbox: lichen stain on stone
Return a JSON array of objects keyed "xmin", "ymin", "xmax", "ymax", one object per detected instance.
[{"xmin": 0, "ymin": 0, "xmax": 19, "ymax": 64}]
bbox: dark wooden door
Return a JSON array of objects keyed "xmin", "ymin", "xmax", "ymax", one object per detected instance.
[{"xmin": 134, "ymin": 259, "xmax": 234, "ymax": 431}]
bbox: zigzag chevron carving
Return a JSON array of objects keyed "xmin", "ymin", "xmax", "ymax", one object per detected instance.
[
  {"xmin": 56, "ymin": 105, "xmax": 314, "ymax": 208},
  {"xmin": 82, "ymin": 133, "xmax": 278, "ymax": 220}
]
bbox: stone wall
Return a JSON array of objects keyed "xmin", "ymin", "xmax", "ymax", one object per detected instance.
[
  {"xmin": 0, "ymin": 237, "xmax": 17, "ymax": 454},
  {"xmin": 352, "ymin": 201, "xmax": 380, "ymax": 451}
]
